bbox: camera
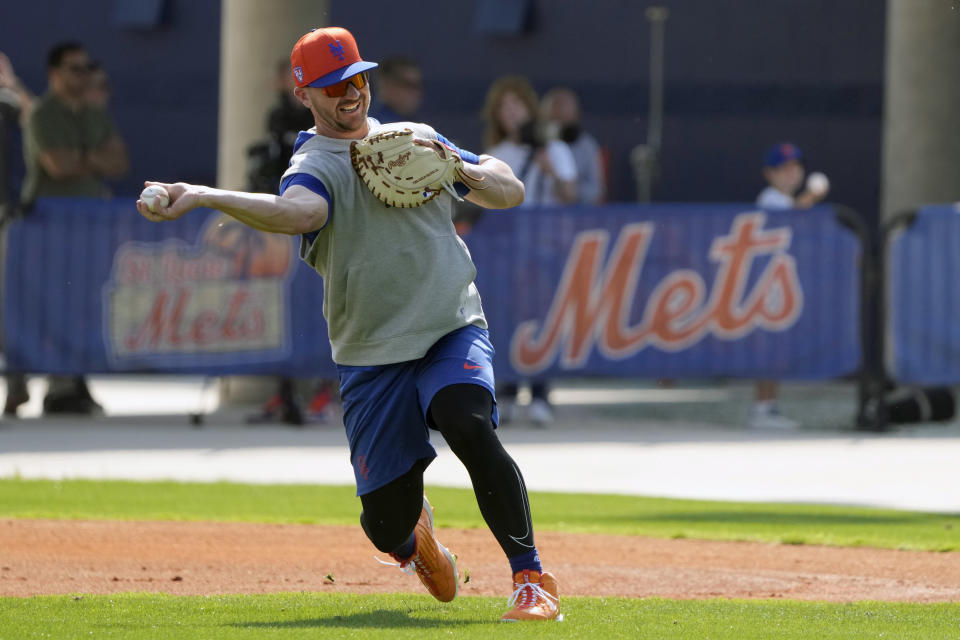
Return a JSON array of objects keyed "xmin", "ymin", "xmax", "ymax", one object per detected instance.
[{"xmin": 518, "ymin": 120, "xmax": 546, "ymax": 149}]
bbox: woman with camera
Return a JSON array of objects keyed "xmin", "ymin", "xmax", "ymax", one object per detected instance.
[{"xmin": 480, "ymin": 76, "xmax": 579, "ymax": 427}]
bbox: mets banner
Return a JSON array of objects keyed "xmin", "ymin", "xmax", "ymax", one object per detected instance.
[
  {"xmin": 467, "ymin": 203, "xmax": 861, "ymax": 381},
  {"xmin": 2, "ymin": 199, "xmax": 861, "ymax": 379},
  {"xmin": 3, "ymin": 198, "xmax": 333, "ymax": 376},
  {"xmin": 887, "ymin": 204, "xmax": 960, "ymax": 385}
]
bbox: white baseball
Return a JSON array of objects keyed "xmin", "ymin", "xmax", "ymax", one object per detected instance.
[
  {"xmin": 140, "ymin": 185, "xmax": 170, "ymax": 213},
  {"xmin": 806, "ymin": 172, "xmax": 830, "ymax": 196}
]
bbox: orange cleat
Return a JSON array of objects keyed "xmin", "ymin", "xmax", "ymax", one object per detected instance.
[
  {"xmin": 391, "ymin": 496, "xmax": 459, "ymax": 602},
  {"xmin": 501, "ymin": 570, "xmax": 561, "ymax": 622}
]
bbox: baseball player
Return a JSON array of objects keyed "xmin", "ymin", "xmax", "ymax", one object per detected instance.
[{"xmin": 136, "ymin": 26, "xmax": 559, "ymax": 622}]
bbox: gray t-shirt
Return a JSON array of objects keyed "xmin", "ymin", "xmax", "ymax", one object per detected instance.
[{"xmin": 283, "ymin": 119, "xmax": 487, "ymax": 366}]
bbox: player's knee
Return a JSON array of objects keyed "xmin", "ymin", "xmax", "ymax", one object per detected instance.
[
  {"xmin": 430, "ymin": 384, "xmax": 495, "ymax": 446},
  {"xmin": 357, "ymin": 464, "xmax": 425, "ymax": 553},
  {"xmin": 435, "ymin": 409, "xmax": 495, "ymax": 453},
  {"xmin": 360, "ymin": 510, "xmax": 415, "ymax": 554}
]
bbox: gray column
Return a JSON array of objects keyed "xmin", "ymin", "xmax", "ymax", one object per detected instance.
[
  {"xmin": 881, "ymin": 0, "xmax": 960, "ymax": 219},
  {"xmin": 217, "ymin": 0, "xmax": 328, "ymax": 190},
  {"xmin": 217, "ymin": 1, "xmax": 328, "ymax": 404}
]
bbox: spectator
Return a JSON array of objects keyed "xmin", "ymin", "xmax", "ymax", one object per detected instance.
[
  {"xmin": 16, "ymin": 41, "xmax": 129, "ymax": 415},
  {"xmin": 368, "ymin": 56, "xmax": 422, "ymax": 124},
  {"xmin": 751, "ymin": 142, "xmax": 829, "ymax": 429},
  {"xmin": 481, "ymin": 76, "xmax": 578, "ymax": 426},
  {"xmin": 482, "ymin": 76, "xmax": 577, "ymax": 208},
  {"xmin": 21, "ymin": 42, "xmax": 128, "ymax": 204},
  {"xmin": 245, "ymin": 58, "xmax": 335, "ymax": 426},
  {"xmin": 246, "ymin": 59, "xmax": 316, "ymax": 194},
  {"xmin": 541, "ymin": 86, "xmax": 605, "ymax": 205},
  {"xmin": 0, "ymin": 52, "xmax": 34, "ymax": 416}
]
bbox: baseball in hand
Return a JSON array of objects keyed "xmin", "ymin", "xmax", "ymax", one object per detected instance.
[
  {"xmin": 806, "ymin": 172, "xmax": 830, "ymax": 196},
  {"xmin": 140, "ymin": 185, "xmax": 170, "ymax": 213}
]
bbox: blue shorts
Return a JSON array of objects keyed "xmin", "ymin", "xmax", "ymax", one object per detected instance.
[{"xmin": 337, "ymin": 324, "xmax": 499, "ymax": 496}]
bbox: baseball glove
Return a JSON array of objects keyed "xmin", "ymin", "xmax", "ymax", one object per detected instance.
[{"xmin": 350, "ymin": 128, "xmax": 485, "ymax": 208}]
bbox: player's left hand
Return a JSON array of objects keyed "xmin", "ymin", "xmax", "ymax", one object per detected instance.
[
  {"xmin": 410, "ymin": 137, "xmax": 485, "ymax": 186},
  {"xmin": 412, "ymin": 136, "xmax": 446, "ymax": 155},
  {"xmin": 413, "ymin": 137, "xmax": 483, "ymax": 185},
  {"xmin": 136, "ymin": 181, "xmax": 201, "ymax": 222}
]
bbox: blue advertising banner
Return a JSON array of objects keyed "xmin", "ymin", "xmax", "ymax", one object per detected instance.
[
  {"xmin": 4, "ymin": 198, "xmax": 335, "ymax": 376},
  {"xmin": 888, "ymin": 204, "xmax": 960, "ymax": 385},
  {"xmin": 468, "ymin": 203, "xmax": 862, "ymax": 380},
  {"xmin": 3, "ymin": 199, "xmax": 862, "ymax": 380}
]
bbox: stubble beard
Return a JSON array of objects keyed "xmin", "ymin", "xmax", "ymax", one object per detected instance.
[{"xmin": 318, "ymin": 97, "xmax": 367, "ymax": 135}]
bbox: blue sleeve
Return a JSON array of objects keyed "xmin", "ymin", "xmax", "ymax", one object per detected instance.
[
  {"xmin": 436, "ymin": 133, "xmax": 480, "ymax": 165},
  {"xmin": 436, "ymin": 133, "xmax": 479, "ymax": 198},
  {"xmin": 279, "ymin": 173, "xmax": 332, "ymax": 243}
]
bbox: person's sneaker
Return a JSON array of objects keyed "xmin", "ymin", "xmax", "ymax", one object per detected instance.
[
  {"xmin": 246, "ymin": 393, "xmax": 304, "ymax": 426},
  {"xmin": 43, "ymin": 392, "xmax": 98, "ymax": 415},
  {"xmin": 4, "ymin": 387, "xmax": 29, "ymax": 417},
  {"xmin": 501, "ymin": 569, "xmax": 561, "ymax": 622},
  {"xmin": 527, "ymin": 398, "xmax": 554, "ymax": 426},
  {"xmin": 279, "ymin": 398, "xmax": 305, "ymax": 426},
  {"xmin": 74, "ymin": 381, "xmax": 104, "ymax": 415},
  {"xmin": 306, "ymin": 385, "xmax": 333, "ymax": 422},
  {"xmin": 749, "ymin": 406, "xmax": 800, "ymax": 430},
  {"xmin": 245, "ymin": 393, "xmax": 283, "ymax": 424},
  {"xmin": 391, "ymin": 496, "xmax": 459, "ymax": 602}
]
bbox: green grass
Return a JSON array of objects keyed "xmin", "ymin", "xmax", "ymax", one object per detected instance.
[
  {"xmin": 2, "ymin": 478, "xmax": 959, "ymax": 638},
  {"xmin": 0, "ymin": 593, "xmax": 958, "ymax": 640},
  {"xmin": 1, "ymin": 478, "xmax": 958, "ymax": 551}
]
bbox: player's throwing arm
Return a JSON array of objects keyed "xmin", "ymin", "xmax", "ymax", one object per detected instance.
[{"xmin": 137, "ymin": 181, "xmax": 329, "ymax": 234}]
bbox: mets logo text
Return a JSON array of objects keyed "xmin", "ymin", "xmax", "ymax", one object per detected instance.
[
  {"xmin": 103, "ymin": 213, "xmax": 295, "ymax": 363},
  {"xmin": 329, "ymin": 40, "xmax": 345, "ymax": 60},
  {"xmin": 510, "ymin": 212, "xmax": 804, "ymax": 373}
]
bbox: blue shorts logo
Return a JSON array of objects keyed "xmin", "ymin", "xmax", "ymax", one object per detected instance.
[
  {"xmin": 329, "ymin": 40, "xmax": 345, "ymax": 61},
  {"xmin": 293, "ymin": 66, "xmax": 304, "ymax": 83}
]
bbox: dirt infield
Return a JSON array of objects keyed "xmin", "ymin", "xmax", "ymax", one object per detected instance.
[{"xmin": 2, "ymin": 519, "xmax": 959, "ymax": 602}]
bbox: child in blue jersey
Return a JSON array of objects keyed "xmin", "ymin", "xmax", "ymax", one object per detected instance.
[{"xmin": 752, "ymin": 143, "xmax": 830, "ymax": 430}]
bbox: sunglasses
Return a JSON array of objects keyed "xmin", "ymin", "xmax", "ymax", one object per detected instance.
[{"xmin": 321, "ymin": 72, "xmax": 367, "ymax": 98}]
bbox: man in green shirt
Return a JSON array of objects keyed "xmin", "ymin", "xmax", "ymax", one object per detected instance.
[
  {"xmin": 21, "ymin": 42, "xmax": 127, "ymax": 204},
  {"xmin": 11, "ymin": 42, "xmax": 129, "ymax": 415}
]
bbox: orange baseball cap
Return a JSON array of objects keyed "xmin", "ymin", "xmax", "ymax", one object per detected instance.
[{"xmin": 290, "ymin": 26, "xmax": 378, "ymax": 88}]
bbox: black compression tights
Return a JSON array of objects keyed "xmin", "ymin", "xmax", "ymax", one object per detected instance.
[{"xmin": 359, "ymin": 384, "xmax": 535, "ymax": 559}]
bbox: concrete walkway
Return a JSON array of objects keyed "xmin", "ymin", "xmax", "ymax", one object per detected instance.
[{"xmin": 1, "ymin": 377, "xmax": 958, "ymax": 513}]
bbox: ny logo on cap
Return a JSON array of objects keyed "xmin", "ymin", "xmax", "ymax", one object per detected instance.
[
  {"xmin": 329, "ymin": 40, "xmax": 345, "ymax": 61},
  {"xmin": 293, "ymin": 66, "xmax": 304, "ymax": 83}
]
